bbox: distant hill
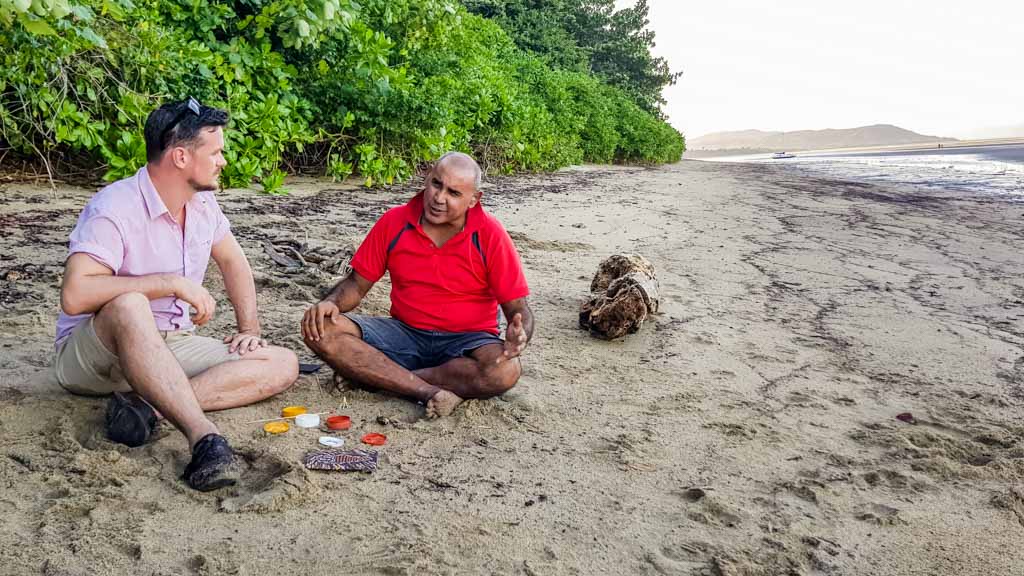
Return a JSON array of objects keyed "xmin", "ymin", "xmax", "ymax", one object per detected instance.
[{"xmin": 687, "ymin": 124, "xmax": 957, "ymax": 152}]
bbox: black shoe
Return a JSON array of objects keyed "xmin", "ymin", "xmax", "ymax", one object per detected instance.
[
  {"xmin": 105, "ymin": 392, "xmax": 157, "ymax": 447},
  {"xmin": 183, "ymin": 434, "xmax": 239, "ymax": 492}
]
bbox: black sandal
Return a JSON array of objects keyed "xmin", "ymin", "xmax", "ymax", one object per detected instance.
[
  {"xmin": 105, "ymin": 392, "xmax": 157, "ymax": 447},
  {"xmin": 183, "ymin": 434, "xmax": 239, "ymax": 492}
]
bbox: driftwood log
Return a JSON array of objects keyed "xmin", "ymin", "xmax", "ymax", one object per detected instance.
[{"xmin": 579, "ymin": 254, "xmax": 660, "ymax": 340}]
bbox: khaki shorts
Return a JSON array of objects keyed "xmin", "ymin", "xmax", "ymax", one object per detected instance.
[{"xmin": 52, "ymin": 318, "xmax": 241, "ymax": 396}]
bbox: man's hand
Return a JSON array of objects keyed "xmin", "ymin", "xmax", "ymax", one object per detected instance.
[
  {"xmin": 497, "ymin": 312, "xmax": 528, "ymax": 364},
  {"xmin": 302, "ymin": 300, "xmax": 341, "ymax": 342},
  {"xmin": 223, "ymin": 331, "xmax": 267, "ymax": 356},
  {"xmin": 174, "ymin": 277, "xmax": 216, "ymax": 325}
]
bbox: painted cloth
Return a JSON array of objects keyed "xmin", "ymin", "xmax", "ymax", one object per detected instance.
[{"xmin": 303, "ymin": 449, "xmax": 379, "ymax": 472}]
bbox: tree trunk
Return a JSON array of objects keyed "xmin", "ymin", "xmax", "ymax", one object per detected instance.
[{"xmin": 579, "ymin": 255, "xmax": 660, "ymax": 340}]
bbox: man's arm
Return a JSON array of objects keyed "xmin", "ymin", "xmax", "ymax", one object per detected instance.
[
  {"xmin": 211, "ymin": 233, "xmax": 265, "ymax": 354},
  {"xmin": 326, "ymin": 271, "xmax": 375, "ymax": 312},
  {"xmin": 302, "ymin": 271, "xmax": 375, "ymax": 341},
  {"xmin": 498, "ymin": 297, "xmax": 534, "ymax": 363},
  {"xmin": 60, "ymin": 253, "xmax": 215, "ymax": 322},
  {"xmin": 211, "ymin": 233, "xmax": 259, "ymax": 333}
]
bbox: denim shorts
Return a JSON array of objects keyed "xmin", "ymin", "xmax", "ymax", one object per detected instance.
[{"xmin": 345, "ymin": 315, "xmax": 503, "ymax": 371}]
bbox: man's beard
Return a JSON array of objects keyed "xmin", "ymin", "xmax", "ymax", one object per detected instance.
[{"xmin": 188, "ymin": 175, "xmax": 219, "ymax": 192}]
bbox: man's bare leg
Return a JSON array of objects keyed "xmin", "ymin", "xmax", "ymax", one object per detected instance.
[
  {"xmin": 92, "ymin": 292, "xmax": 217, "ymax": 447},
  {"xmin": 304, "ymin": 317, "xmax": 520, "ymax": 418},
  {"xmin": 397, "ymin": 344, "xmax": 521, "ymax": 417},
  {"xmin": 412, "ymin": 343, "xmax": 520, "ymax": 396},
  {"xmin": 188, "ymin": 346, "xmax": 298, "ymax": 411},
  {"xmin": 304, "ymin": 315, "xmax": 445, "ymax": 408}
]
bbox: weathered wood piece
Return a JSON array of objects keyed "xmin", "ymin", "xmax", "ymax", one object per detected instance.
[
  {"xmin": 579, "ymin": 254, "xmax": 660, "ymax": 340},
  {"xmin": 262, "ymin": 240, "xmax": 302, "ymax": 269}
]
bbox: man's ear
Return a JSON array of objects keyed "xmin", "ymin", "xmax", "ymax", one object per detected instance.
[
  {"xmin": 469, "ymin": 191, "xmax": 481, "ymax": 208},
  {"xmin": 171, "ymin": 146, "xmax": 190, "ymax": 169}
]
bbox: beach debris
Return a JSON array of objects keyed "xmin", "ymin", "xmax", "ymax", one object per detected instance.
[
  {"xmin": 318, "ymin": 436, "xmax": 345, "ymax": 448},
  {"xmin": 264, "ymin": 421, "xmax": 290, "ymax": 434},
  {"xmin": 681, "ymin": 487, "xmax": 707, "ymax": 502},
  {"xmin": 303, "ymin": 448, "xmax": 379, "ymax": 472},
  {"xmin": 295, "ymin": 413, "xmax": 321, "ymax": 428},
  {"xmin": 262, "ymin": 238, "xmax": 354, "ymax": 274},
  {"xmin": 262, "ymin": 240, "xmax": 304, "ymax": 269},
  {"xmin": 326, "ymin": 415, "xmax": 352, "ymax": 430},
  {"xmin": 579, "ymin": 254, "xmax": 660, "ymax": 340},
  {"xmin": 298, "ymin": 362, "xmax": 322, "ymax": 374},
  {"xmin": 895, "ymin": 412, "xmax": 917, "ymax": 424},
  {"xmin": 376, "ymin": 415, "xmax": 408, "ymax": 428},
  {"xmin": 281, "ymin": 405, "xmax": 307, "ymax": 418},
  {"xmin": 361, "ymin": 432, "xmax": 387, "ymax": 446}
]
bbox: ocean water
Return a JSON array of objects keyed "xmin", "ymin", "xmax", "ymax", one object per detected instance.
[{"xmin": 710, "ymin": 143, "xmax": 1024, "ymax": 200}]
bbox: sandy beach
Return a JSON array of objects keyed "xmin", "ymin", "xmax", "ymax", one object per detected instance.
[{"xmin": 1, "ymin": 160, "xmax": 1023, "ymax": 575}]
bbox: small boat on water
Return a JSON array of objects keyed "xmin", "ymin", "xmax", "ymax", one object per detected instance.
[{"xmin": 771, "ymin": 152, "xmax": 796, "ymax": 159}]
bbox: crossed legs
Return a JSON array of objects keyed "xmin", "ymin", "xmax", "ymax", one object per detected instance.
[
  {"xmin": 92, "ymin": 292, "xmax": 298, "ymax": 447},
  {"xmin": 303, "ymin": 315, "xmax": 520, "ymax": 417}
]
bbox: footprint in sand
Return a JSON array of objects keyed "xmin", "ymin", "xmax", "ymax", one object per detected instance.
[
  {"xmin": 675, "ymin": 490, "xmax": 744, "ymax": 528},
  {"xmin": 219, "ymin": 448, "xmax": 316, "ymax": 513},
  {"xmin": 854, "ymin": 503, "xmax": 907, "ymax": 526},
  {"xmin": 850, "ymin": 418, "xmax": 1024, "ymax": 482},
  {"xmin": 990, "ymin": 486, "xmax": 1024, "ymax": 528}
]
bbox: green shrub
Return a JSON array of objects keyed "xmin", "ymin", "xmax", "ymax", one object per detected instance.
[{"xmin": 0, "ymin": 0, "xmax": 683, "ymax": 190}]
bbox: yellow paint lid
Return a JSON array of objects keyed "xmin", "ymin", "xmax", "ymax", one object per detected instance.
[
  {"xmin": 281, "ymin": 406, "xmax": 307, "ymax": 418},
  {"xmin": 264, "ymin": 421, "xmax": 290, "ymax": 434}
]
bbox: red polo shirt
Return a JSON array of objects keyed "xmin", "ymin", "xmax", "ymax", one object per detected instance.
[{"xmin": 350, "ymin": 193, "xmax": 529, "ymax": 335}]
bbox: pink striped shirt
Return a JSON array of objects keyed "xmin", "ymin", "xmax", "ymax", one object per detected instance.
[{"xmin": 55, "ymin": 166, "xmax": 230, "ymax": 346}]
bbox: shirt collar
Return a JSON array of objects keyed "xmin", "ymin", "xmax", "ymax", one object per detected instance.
[
  {"xmin": 406, "ymin": 192, "xmax": 485, "ymax": 232},
  {"xmin": 138, "ymin": 165, "xmax": 210, "ymax": 220},
  {"xmin": 138, "ymin": 166, "xmax": 169, "ymax": 221}
]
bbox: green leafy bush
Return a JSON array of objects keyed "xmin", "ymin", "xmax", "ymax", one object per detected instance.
[{"xmin": 0, "ymin": 0, "xmax": 683, "ymax": 190}]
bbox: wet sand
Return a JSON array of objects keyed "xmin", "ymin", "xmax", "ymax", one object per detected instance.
[{"xmin": 1, "ymin": 160, "xmax": 1023, "ymax": 575}]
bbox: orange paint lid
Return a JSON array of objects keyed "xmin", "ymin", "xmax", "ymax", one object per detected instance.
[{"xmin": 264, "ymin": 421, "xmax": 290, "ymax": 434}]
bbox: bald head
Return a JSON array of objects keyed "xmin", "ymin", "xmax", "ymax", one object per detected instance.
[{"xmin": 435, "ymin": 151, "xmax": 482, "ymax": 191}]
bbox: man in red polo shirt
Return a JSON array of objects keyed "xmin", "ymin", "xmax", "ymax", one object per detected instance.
[{"xmin": 302, "ymin": 152, "xmax": 534, "ymax": 417}]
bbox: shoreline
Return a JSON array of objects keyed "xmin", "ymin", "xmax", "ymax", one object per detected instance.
[
  {"xmin": 685, "ymin": 137, "xmax": 1024, "ymax": 159},
  {"xmin": 2, "ymin": 161, "xmax": 1023, "ymax": 574}
]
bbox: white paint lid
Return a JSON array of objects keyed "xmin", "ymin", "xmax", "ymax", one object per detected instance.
[
  {"xmin": 295, "ymin": 413, "xmax": 320, "ymax": 428},
  {"xmin": 318, "ymin": 436, "xmax": 345, "ymax": 448}
]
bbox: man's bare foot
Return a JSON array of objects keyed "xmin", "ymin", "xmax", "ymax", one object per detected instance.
[
  {"xmin": 425, "ymin": 389, "xmax": 463, "ymax": 419},
  {"xmin": 332, "ymin": 371, "xmax": 354, "ymax": 393}
]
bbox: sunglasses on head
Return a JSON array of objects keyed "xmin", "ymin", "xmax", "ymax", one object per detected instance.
[{"xmin": 160, "ymin": 97, "xmax": 201, "ymax": 145}]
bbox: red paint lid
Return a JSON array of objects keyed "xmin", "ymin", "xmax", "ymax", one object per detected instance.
[
  {"xmin": 361, "ymin": 433, "xmax": 387, "ymax": 446},
  {"xmin": 326, "ymin": 415, "xmax": 351, "ymax": 430}
]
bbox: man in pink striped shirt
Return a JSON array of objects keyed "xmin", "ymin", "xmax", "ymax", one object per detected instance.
[{"xmin": 53, "ymin": 98, "xmax": 298, "ymax": 491}]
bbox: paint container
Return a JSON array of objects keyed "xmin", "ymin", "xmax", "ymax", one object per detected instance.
[
  {"xmin": 318, "ymin": 436, "xmax": 345, "ymax": 448},
  {"xmin": 295, "ymin": 413, "xmax": 321, "ymax": 428},
  {"xmin": 264, "ymin": 421, "xmax": 289, "ymax": 434},
  {"xmin": 326, "ymin": 415, "xmax": 351, "ymax": 430},
  {"xmin": 361, "ymin": 433, "xmax": 387, "ymax": 446}
]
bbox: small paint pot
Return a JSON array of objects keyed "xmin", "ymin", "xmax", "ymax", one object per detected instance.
[
  {"xmin": 326, "ymin": 415, "xmax": 351, "ymax": 431},
  {"xmin": 361, "ymin": 433, "xmax": 387, "ymax": 446},
  {"xmin": 319, "ymin": 436, "xmax": 345, "ymax": 448},
  {"xmin": 281, "ymin": 405, "xmax": 307, "ymax": 418},
  {"xmin": 295, "ymin": 413, "xmax": 321, "ymax": 428},
  {"xmin": 264, "ymin": 421, "xmax": 289, "ymax": 434}
]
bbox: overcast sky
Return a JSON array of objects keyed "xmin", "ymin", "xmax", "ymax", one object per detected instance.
[{"xmin": 615, "ymin": 0, "xmax": 1024, "ymax": 139}]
